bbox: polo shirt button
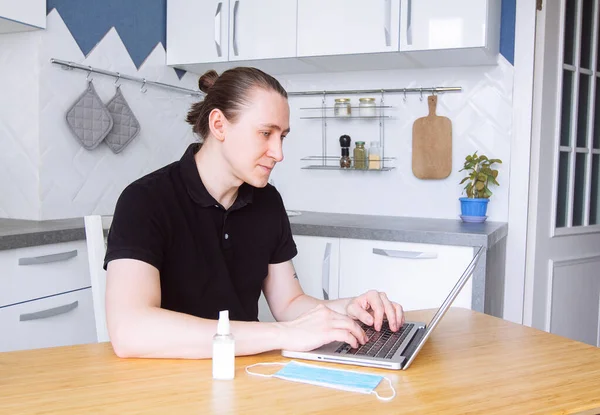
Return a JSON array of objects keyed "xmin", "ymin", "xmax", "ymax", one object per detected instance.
[{"xmin": 224, "ymin": 233, "xmax": 229, "ymax": 240}]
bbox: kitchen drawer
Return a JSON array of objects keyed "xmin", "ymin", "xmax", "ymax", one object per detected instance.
[
  {"xmin": 339, "ymin": 239, "xmax": 474, "ymax": 311},
  {"xmin": 0, "ymin": 287, "xmax": 97, "ymax": 352},
  {"xmin": 0, "ymin": 241, "xmax": 91, "ymax": 307}
]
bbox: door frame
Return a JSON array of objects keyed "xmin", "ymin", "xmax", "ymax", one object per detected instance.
[{"xmin": 503, "ymin": 1, "xmax": 537, "ymax": 325}]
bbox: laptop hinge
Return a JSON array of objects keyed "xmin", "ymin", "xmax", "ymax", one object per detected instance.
[{"xmin": 401, "ymin": 327, "xmax": 426, "ymax": 368}]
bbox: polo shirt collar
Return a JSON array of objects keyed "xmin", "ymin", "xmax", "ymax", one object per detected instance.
[{"xmin": 180, "ymin": 143, "xmax": 254, "ymax": 209}]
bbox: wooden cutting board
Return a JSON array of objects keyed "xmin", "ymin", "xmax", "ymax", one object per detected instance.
[{"xmin": 412, "ymin": 95, "xmax": 452, "ymax": 179}]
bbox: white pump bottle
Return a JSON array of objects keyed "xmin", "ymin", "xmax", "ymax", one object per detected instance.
[{"xmin": 212, "ymin": 310, "xmax": 235, "ymax": 380}]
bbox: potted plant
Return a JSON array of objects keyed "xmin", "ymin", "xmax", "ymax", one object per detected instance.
[{"xmin": 458, "ymin": 152, "xmax": 502, "ymax": 223}]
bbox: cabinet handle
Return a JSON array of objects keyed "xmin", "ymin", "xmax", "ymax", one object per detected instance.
[
  {"xmin": 214, "ymin": 2, "xmax": 222, "ymax": 57},
  {"xmin": 18, "ymin": 249, "xmax": 78, "ymax": 266},
  {"xmin": 384, "ymin": 0, "xmax": 391, "ymax": 47},
  {"xmin": 232, "ymin": 0, "xmax": 240, "ymax": 56},
  {"xmin": 372, "ymin": 248, "xmax": 437, "ymax": 259},
  {"xmin": 322, "ymin": 242, "xmax": 332, "ymax": 300},
  {"xmin": 20, "ymin": 301, "xmax": 79, "ymax": 322},
  {"xmin": 406, "ymin": 0, "xmax": 413, "ymax": 45}
]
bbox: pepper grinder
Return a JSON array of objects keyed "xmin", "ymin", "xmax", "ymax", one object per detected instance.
[{"xmin": 339, "ymin": 134, "xmax": 352, "ymax": 168}]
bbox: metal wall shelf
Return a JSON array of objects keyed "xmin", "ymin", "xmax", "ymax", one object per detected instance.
[
  {"xmin": 300, "ymin": 115, "xmax": 393, "ymax": 120},
  {"xmin": 301, "ymin": 155, "xmax": 396, "ymax": 171}
]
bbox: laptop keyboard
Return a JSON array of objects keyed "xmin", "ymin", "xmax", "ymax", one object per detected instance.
[{"xmin": 334, "ymin": 322, "xmax": 414, "ymax": 360}]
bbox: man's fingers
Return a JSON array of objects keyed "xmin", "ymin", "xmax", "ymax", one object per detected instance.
[
  {"xmin": 347, "ymin": 302, "xmax": 374, "ymax": 327},
  {"xmin": 380, "ymin": 293, "xmax": 398, "ymax": 331},
  {"xmin": 332, "ymin": 315, "xmax": 368, "ymax": 344},
  {"xmin": 367, "ymin": 291, "xmax": 385, "ymax": 331},
  {"xmin": 394, "ymin": 303, "xmax": 405, "ymax": 327}
]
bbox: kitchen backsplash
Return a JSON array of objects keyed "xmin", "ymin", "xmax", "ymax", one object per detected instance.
[{"xmin": 0, "ymin": 9, "xmax": 513, "ymax": 222}]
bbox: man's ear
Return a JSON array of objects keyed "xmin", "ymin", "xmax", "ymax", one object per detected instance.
[{"xmin": 208, "ymin": 108, "xmax": 226, "ymax": 142}]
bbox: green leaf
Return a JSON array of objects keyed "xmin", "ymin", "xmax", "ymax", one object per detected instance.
[
  {"xmin": 489, "ymin": 159, "xmax": 503, "ymax": 164},
  {"xmin": 484, "ymin": 188, "xmax": 493, "ymax": 197},
  {"xmin": 459, "ymin": 177, "xmax": 470, "ymax": 184},
  {"xmin": 478, "ymin": 173, "xmax": 487, "ymax": 181},
  {"xmin": 475, "ymin": 181, "xmax": 485, "ymax": 191}
]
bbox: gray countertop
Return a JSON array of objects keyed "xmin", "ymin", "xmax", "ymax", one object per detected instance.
[{"xmin": 0, "ymin": 211, "xmax": 507, "ymax": 251}]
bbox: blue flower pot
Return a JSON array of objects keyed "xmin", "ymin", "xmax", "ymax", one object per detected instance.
[{"xmin": 459, "ymin": 197, "xmax": 489, "ymax": 222}]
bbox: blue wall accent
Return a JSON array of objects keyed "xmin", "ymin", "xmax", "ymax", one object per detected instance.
[
  {"xmin": 47, "ymin": 0, "xmax": 166, "ymax": 68},
  {"xmin": 500, "ymin": 0, "xmax": 516, "ymax": 65},
  {"xmin": 48, "ymin": 0, "xmax": 516, "ymax": 69}
]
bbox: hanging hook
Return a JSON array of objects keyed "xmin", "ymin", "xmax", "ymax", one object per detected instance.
[
  {"xmin": 403, "ymin": 88, "xmax": 407, "ymax": 103},
  {"xmin": 432, "ymin": 88, "xmax": 437, "ymax": 96},
  {"xmin": 419, "ymin": 87, "xmax": 423, "ymax": 102},
  {"xmin": 114, "ymin": 72, "xmax": 121, "ymax": 88},
  {"xmin": 86, "ymin": 66, "xmax": 93, "ymax": 82},
  {"xmin": 140, "ymin": 78, "xmax": 148, "ymax": 94}
]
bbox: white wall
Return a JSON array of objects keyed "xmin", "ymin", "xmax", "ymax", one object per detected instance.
[
  {"xmin": 0, "ymin": 9, "xmax": 198, "ymax": 220},
  {"xmin": 273, "ymin": 58, "xmax": 514, "ymax": 221},
  {"xmin": 0, "ymin": 28, "xmax": 41, "ymax": 219}
]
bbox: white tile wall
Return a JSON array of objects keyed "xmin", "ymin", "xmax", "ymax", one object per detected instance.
[
  {"xmin": 0, "ymin": 9, "xmax": 513, "ymax": 222},
  {"xmin": 272, "ymin": 58, "xmax": 514, "ymax": 221}
]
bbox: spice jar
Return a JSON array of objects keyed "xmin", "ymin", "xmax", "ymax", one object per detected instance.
[
  {"xmin": 368, "ymin": 141, "xmax": 382, "ymax": 170},
  {"xmin": 353, "ymin": 141, "xmax": 367, "ymax": 169},
  {"xmin": 334, "ymin": 98, "xmax": 351, "ymax": 117},
  {"xmin": 359, "ymin": 97, "xmax": 377, "ymax": 117}
]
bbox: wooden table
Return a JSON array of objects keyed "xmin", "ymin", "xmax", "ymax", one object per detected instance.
[{"xmin": 1, "ymin": 308, "xmax": 600, "ymax": 414}]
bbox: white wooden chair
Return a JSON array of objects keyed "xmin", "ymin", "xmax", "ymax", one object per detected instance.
[{"xmin": 84, "ymin": 215, "xmax": 110, "ymax": 343}]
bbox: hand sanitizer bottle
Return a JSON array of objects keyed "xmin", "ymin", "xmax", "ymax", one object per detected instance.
[{"xmin": 212, "ymin": 310, "xmax": 235, "ymax": 380}]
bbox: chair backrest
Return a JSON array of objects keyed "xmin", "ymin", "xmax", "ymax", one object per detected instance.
[{"xmin": 84, "ymin": 215, "xmax": 110, "ymax": 343}]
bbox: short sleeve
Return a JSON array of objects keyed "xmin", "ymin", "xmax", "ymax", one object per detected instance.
[
  {"xmin": 103, "ymin": 183, "xmax": 166, "ymax": 270},
  {"xmin": 269, "ymin": 191, "xmax": 298, "ymax": 264}
]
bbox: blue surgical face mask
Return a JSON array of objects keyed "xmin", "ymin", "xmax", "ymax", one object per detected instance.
[{"xmin": 245, "ymin": 361, "xmax": 395, "ymax": 401}]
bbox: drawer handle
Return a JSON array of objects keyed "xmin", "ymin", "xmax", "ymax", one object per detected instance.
[
  {"xmin": 372, "ymin": 248, "xmax": 437, "ymax": 259},
  {"xmin": 214, "ymin": 2, "xmax": 223, "ymax": 57},
  {"xmin": 384, "ymin": 0, "xmax": 391, "ymax": 46},
  {"xmin": 18, "ymin": 249, "xmax": 78, "ymax": 266},
  {"xmin": 232, "ymin": 0, "xmax": 240, "ymax": 56},
  {"xmin": 19, "ymin": 301, "xmax": 79, "ymax": 322}
]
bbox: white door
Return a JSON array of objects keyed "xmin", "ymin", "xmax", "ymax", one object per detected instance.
[
  {"xmin": 297, "ymin": 0, "xmax": 400, "ymax": 57},
  {"xmin": 228, "ymin": 0, "xmax": 297, "ymax": 61},
  {"xmin": 526, "ymin": 0, "xmax": 600, "ymax": 347},
  {"xmin": 166, "ymin": 0, "xmax": 229, "ymax": 65},
  {"xmin": 258, "ymin": 235, "xmax": 340, "ymax": 322},
  {"xmin": 399, "ymin": 0, "xmax": 489, "ymax": 51}
]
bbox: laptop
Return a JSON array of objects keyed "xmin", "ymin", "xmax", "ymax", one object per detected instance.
[{"xmin": 282, "ymin": 246, "xmax": 484, "ymax": 370}]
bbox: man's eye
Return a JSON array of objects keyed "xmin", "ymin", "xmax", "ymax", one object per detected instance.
[
  {"xmin": 281, "ymin": 135, "xmax": 287, "ymax": 141},
  {"xmin": 262, "ymin": 131, "xmax": 270, "ymax": 137}
]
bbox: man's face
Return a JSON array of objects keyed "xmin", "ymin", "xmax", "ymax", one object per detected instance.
[{"xmin": 222, "ymin": 87, "xmax": 290, "ymax": 188}]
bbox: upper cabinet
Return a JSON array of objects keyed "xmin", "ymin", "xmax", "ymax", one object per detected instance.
[
  {"xmin": 399, "ymin": 0, "xmax": 500, "ymax": 65},
  {"xmin": 228, "ymin": 0, "xmax": 297, "ymax": 61},
  {"xmin": 0, "ymin": 0, "xmax": 46, "ymax": 34},
  {"xmin": 166, "ymin": 0, "xmax": 501, "ymax": 75},
  {"xmin": 297, "ymin": 0, "xmax": 400, "ymax": 57},
  {"xmin": 167, "ymin": 0, "xmax": 229, "ymax": 65}
]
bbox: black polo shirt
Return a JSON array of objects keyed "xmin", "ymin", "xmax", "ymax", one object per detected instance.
[{"xmin": 103, "ymin": 143, "xmax": 297, "ymax": 322}]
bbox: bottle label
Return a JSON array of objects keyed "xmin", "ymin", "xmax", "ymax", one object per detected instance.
[{"xmin": 212, "ymin": 342, "xmax": 235, "ymax": 379}]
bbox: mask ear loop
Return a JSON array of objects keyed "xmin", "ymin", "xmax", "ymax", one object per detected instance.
[
  {"xmin": 245, "ymin": 362, "xmax": 287, "ymax": 378},
  {"xmin": 372, "ymin": 376, "xmax": 396, "ymax": 401}
]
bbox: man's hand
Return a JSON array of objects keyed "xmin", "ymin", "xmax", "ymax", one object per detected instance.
[
  {"xmin": 346, "ymin": 290, "xmax": 405, "ymax": 332},
  {"xmin": 278, "ymin": 304, "xmax": 368, "ymax": 351}
]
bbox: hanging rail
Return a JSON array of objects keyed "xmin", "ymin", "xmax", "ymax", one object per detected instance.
[
  {"xmin": 287, "ymin": 86, "xmax": 461, "ymax": 96},
  {"xmin": 50, "ymin": 58, "xmax": 202, "ymax": 97}
]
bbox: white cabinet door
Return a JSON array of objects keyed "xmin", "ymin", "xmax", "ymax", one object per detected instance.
[
  {"xmin": 399, "ymin": 0, "xmax": 489, "ymax": 51},
  {"xmin": 339, "ymin": 239, "xmax": 474, "ymax": 312},
  {"xmin": 297, "ymin": 0, "xmax": 400, "ymax": 57},
  {"xmin": 0, "ymin": 288, "xmax": 97, "ymax": 353},
  {"xmin": 167, "ymin": 0, "xmax": 229, "ymax": 65},
  {"xmin": 258, "ymin": 235, "xmax": 340, "ymax": 322},
  {"xmin": 228, "ymin": 0, "xmax": 297, "ymax": 61}
]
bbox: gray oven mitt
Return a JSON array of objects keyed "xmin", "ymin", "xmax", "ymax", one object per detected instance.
[
  {"xmin": 66, "ymin": 81, "xmax": 113, "ymax": 150},
  {"xmin": 104, "ymin": 86, "xmax": 141, "ymax": 154}
]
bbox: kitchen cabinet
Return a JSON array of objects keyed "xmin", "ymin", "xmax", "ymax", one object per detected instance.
[
  {"xmin": 167, "ymin": 0, "xmax": 229, "ymax": 66},
  {"xmin": 258, "ymin": 235, "xmax": 340, "ymax": 322},
  {"xmin": 0, "ymin": 0, "xmax": 46, "ymax": 34},
  {"xmin": 296, "ymin": 0, "xmax": 400, "ymax": 57},
  {"xmin": 228, "ymin": 0, "xmax": 297, "ymax": 61},
  {"xmin": 0, "ymin": 240, "xmax": 96, "ymax": 352},
  {"xmin": 166, "ymin": 0, "xmax": 501, "ymax": 74},
  {"xmin": 0, "ymin": 288, "xmax": 97, "ymax": 353},
  {"xmin": 399, "ymin": 0, "xmax": 501, "ymax": 65},
  {"xmin": 0, "ymin": 240, "xmax": 91, "ymax": 307},
  {"xmin": 338, "ymin": 238, "xmax": 474, "ymax": 311}
]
